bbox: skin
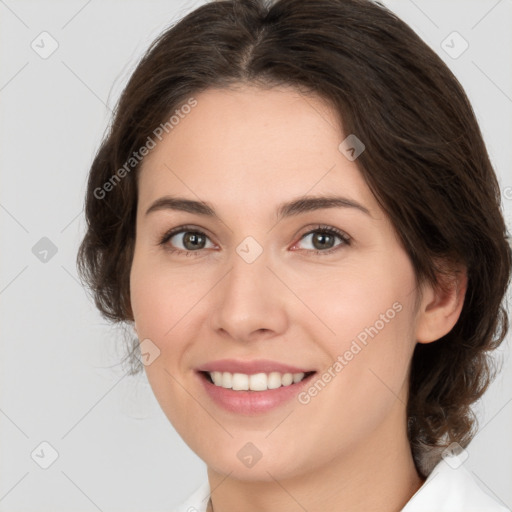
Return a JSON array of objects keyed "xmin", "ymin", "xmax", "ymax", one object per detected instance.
[{"xmin": 129, "ymin": 84, "xmax": 467, "ymax": 512}]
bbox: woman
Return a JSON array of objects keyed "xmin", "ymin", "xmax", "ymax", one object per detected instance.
[{"xmin": 77, "ymin": 0, "xmax": 511, "ymax": 510}]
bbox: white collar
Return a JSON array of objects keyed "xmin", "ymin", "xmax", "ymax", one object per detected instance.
[{"xmin": 402, "ymin": 454, "xmax": 509, "ymax": 511}]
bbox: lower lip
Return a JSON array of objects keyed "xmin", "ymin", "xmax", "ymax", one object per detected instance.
[{"xmin": 197, "ymin": 371, "xmax": 316, "ymax": 415}]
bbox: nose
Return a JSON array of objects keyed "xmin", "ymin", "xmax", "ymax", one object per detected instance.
[{"xmin": 209, "ymin": 245, "xmax": 289, "ymax": 343}]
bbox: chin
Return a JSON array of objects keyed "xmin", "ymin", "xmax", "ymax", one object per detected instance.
[{"xmin": 203, "ymin": 445, "xmax": 312, "ymax": 483}]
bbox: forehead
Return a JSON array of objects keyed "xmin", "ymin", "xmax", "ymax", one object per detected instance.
[{"xmin": 137, "ymin": 85, "xmax": 376, "ymax": 218}]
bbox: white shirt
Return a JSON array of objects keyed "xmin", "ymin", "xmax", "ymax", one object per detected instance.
[{"xmin": 173, "ymin": 455, "xmax": 510, "ymax": 512}]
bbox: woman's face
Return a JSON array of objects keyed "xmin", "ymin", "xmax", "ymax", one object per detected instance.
[{"xmin": 130, "ymin": 84, "xmax": 424, "ymax": 481}]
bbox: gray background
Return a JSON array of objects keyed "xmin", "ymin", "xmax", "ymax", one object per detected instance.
[{"xmin": 0, "ymin": 0, "xmax": 511, "ymax": 510}]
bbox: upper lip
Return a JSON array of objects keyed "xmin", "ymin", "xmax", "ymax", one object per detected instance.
[{"xmin": 196, "ymin": 359, "xmax": 315, "ymax": 375}]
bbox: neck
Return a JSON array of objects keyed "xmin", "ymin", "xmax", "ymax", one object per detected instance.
[{"xmin": 206, "ymin": 406, "xmax": 425, "ymax": 512}]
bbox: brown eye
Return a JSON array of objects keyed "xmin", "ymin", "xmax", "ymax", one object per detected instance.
[
  {"xmin": 307, "ymin": 232, "xmax": 337, "ymax": 250},
  {"xmin": 159, "ymin": 226, "xmax": 215, "ymax": 256},
  {"xmin": 294, "ymin": 226, "xmax": 351, "ymax": 254},
  {"xmin": 174, "ymin": 231, "xmax": 208, "ymax": 251}
]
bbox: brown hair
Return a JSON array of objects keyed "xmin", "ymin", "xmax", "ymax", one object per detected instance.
[{"xmin": 76, "ymin": 0, "xmax": 511, "ymax": 476}]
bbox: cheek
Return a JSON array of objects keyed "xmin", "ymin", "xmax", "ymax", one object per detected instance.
[
  {"xmin": 129, "ymin": 249, "xmax": 207, "ymax": 339},
  {"xmin": 129, "ymin": 260, "xmax": 200, "ymax": 432},
  {"xmin": 130, "ymin": 274, "xmax": 173, "ymax": 336},
  {"xmin": 287, "ymin": 280, "xmax": 417, "ymax": 470},
  {"xmin": 305, "ymin": 249, "xmax": 418, "ymax": 410},
  {"xmin": 299, "ymin": 247, "xmax": 417, "ymax": 351},
  {"xmin": 129, "ymin": 253, "xmax": 213, "ymax": 407}
]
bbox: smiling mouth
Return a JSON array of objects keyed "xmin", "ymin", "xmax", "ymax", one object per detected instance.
[{"xmin": 199, "ymin": 370, "xmax": 316, "ymax": 392}]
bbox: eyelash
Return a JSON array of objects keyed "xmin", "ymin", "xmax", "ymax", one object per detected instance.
[{"xmin": 158, "ymin": 224, "xmax": 352, "ymax": 258}]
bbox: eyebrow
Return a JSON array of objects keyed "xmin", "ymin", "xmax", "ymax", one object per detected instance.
[{"xmin": 145, "ymin": 194, "xmax": 371, "ymax": 220}]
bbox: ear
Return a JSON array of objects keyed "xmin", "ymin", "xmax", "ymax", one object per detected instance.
[{"xmin": 415, "ymin": 264, "xmax": 468, "ymax": 344}]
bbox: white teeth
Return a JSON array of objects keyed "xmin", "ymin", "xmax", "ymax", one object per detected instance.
[
  {"xmin": 293, "ymin": 373, "xmax": 304, "ymax": 383},
  {"xmin": 207, "ymin": 371, "xmax": 307, "ymax": 391},
  {"xmin": 267, "ymin": 372, "xmax": 282, "ymax": 390},
  {"xmin": 281, "ymin": 373, "xmax": 293, "ymax": 386},
  {"xmin": 249, "ymin": 373, "xmax": 267, "ymax": 391},
  {"xmin": 211, "ymin": 371, "xmax": 223, "ymax": 386},
  {"xmin": 232, "ymin": 373, "xmax": 249, "ymax": 390},
  {"xmin": 221, "ymin": 372, "xmax": 232, "ymax": 388}
]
